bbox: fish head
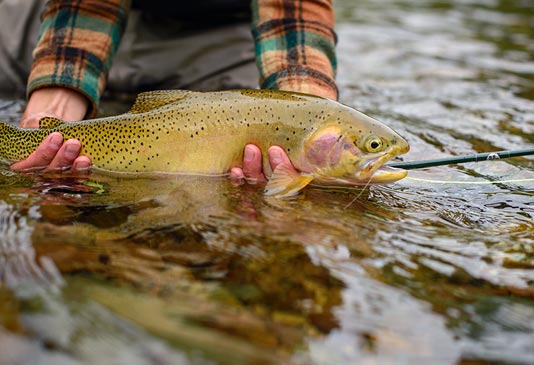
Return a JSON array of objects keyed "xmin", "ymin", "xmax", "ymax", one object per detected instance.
[{"xmin": 299, "ymin": 107, "xmax": 410, "ymax": 185}]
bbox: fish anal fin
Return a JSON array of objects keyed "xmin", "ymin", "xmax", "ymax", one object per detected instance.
[
  {"xmin": 39, "ymin": 116, "xmax": 65, "ymax": 129},
  {"xmin": 264, "ymin": 163, "xmax": 314, "ymax": 198},
  {"xmin": 128, "ymin": 90, "xmax": 193, "ymax": 114}
]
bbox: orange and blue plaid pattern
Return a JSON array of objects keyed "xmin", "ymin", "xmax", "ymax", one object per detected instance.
[{"xmin": 252, "ymin": 0, "xmax": 338, "ymax": 100}]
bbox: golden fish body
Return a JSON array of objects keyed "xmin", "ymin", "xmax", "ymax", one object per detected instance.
[{"xmin": 0, "ymin": 89, "xmax": 409, "ymax": 197}]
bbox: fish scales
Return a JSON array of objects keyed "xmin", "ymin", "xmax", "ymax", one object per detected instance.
[{"xmin": 0, "ymin": 89, "xmax": 410, "ymax": 197}]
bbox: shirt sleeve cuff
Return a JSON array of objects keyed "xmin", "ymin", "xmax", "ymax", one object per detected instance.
[
  {"xmin": 27, "ymin": 49, "xmax": 105, "ymax": 119},
  {"xmin": 261, "ymin": 65, "xmax": 339, "ymax": 100}
]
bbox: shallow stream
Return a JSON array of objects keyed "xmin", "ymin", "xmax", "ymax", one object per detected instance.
[{"xmin": 0, "ymin": 1, "xmax": 533, "ymax": 364}]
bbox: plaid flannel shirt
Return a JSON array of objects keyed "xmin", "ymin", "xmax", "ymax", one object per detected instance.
[
  {"xmin": 28, "ymin": 0, "xmax": 337, "ymax": 117},
  {"xmin": 252, "ymin": 0, "xmax": 338, "ymax": 100}
]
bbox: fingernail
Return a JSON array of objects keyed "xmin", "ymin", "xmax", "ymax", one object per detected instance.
[
  {"xmin": 65, "ymin": 142, "xmax": 80, "ymax": 159},
  {"xmin": 49, "ymin": 134, "xmax": 63, "ymax": 149},
  {"xmin": 244, "ymin": 145, "xmax": 255, "ymax": 162},
  {"xmin": 75, "ymin": 160, "xmax": 91, "ymax": 171},
  {"xmin": 270, "ymin": 149, "xmax": 282, "ymax": 164}
]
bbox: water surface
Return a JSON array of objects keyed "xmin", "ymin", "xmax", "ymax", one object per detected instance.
[{"xmin": 1, "ymin": 1, "xmax": 533, "ymax": 364}]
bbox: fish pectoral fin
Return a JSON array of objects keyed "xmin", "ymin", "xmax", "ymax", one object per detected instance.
[
  {"xmin": 128, "ymin": 90, "xmax": 193, "ymax": 114},
  {"xmin": 264, "ymin": 163, "xmax": 314, "ymax": 198},
  {"xmin": 39, "ymin": 117, "xmax": 66, "ymax": 129}
]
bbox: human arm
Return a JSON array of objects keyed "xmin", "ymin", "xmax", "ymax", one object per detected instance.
[
  {"xmin": 231, "ymin": 0, "xmax": 338, "ymax": 181},
  {"xmin": 11, "ymin": 0, "xmax": 130, "ymax": 173}
]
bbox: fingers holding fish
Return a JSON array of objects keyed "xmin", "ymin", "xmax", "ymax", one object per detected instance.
[
  {"xmin": 242, "ymin": 144, "xmax": 266, "ymax": 183},
  {"xmin": 10, "ymin": 133, "xmax": 92, "ymax": 174},
  {"xmin": 71, "ymin": 156, "xmax": 92, "ymax": 173},
  {"xmin": 46, "ymin": 138, "xmax": 82, "ymax": 172},
  {"xmin": 10, "ymin": 132, "xmax": 63, "ymax": 172},
  {"xmin": 267, "ymin": 146, "xmax": 294, "ymax": 173},
  {"xmin": 229, "ymin": 144, "xmax": 298, "ymax": 188},
  {"xmin": 230, "ymin": 144, "xmax": 265, "ymax": 184}
]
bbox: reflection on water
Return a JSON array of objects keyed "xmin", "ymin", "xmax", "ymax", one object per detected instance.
[{"xmin": 1, "ymin": 0, "xmax": 533, "ymax": 364}]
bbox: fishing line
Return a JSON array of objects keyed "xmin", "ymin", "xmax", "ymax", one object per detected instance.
[
  {"xmin": 344, "ymin": 177, "xmax": 372, "ymax": 209},
  {"xmin": 405, "ymin": 176, "xmax": 534, "ymax": 185}
]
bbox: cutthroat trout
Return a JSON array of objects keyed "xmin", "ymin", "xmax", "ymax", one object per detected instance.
[{"xmin": 0, "ymin": 89, "xmax": 409, "ymax": 197}]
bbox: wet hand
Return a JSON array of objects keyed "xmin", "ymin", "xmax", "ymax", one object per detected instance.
[
  {"xmin": 10, "ymin": 88, "xmax": 92, "ymax": 174},
  {"xmin": 230, "ymin": 144, "xmax": 297, "ymax": 183},
  {"xmin": 10, "ymin": 132, "xmax": 91, "ymax": 173}
]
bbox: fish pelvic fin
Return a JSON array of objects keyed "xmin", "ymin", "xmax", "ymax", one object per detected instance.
[
  {"xmin": 128, "ymin": 89, "xmax": 193, "ymax": 114},
  {"xmin": 264, "ymin": 163, "xmax": 314, "ymax": 198},
  {"xmin": 39, "ymin": 117, "xmax": 65, "ymax": 129}
]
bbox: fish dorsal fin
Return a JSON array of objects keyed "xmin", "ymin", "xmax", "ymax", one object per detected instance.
[
  {"xmin": 39, "ymin": 116, "xmax": 65, "ymax": 129},
  {"xmin": 264, "ymin": 163, "xmax": 314, "ymax": 198},
  {"xmin": 128, "ymin": 90, "xmax": 193, "ymax": 114}
]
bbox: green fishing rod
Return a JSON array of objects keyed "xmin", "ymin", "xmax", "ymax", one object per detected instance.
[{"xmin": 387, "ymin": 148, "xmax": 534, "ymax": 170}]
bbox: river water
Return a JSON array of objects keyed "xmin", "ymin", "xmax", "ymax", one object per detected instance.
[{"xmin": 0, "ymin": 1, "xmax": 533, "ymax": 364}]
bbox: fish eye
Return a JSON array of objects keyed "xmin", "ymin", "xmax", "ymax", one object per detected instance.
[{"xmin": 364, "ymin": 136, "xmax": 383, "ymax": 153}]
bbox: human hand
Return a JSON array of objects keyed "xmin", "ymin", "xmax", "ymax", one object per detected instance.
[
  {"xmin": 11, "ymin": 88, "xmax": 92, "ymax": 174},
  {"xmin": 230, "ymin": 144, "xmax": 297, "ymax": 183}
]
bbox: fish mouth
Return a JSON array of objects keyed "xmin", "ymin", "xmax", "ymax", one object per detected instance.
[
  {"xmin": 356, "ymin": 152, "xmax": 407, "ymax": 184},
  {"xmin": 367, "ymin": 165, "xmax": 407, "ymax": 183}
]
